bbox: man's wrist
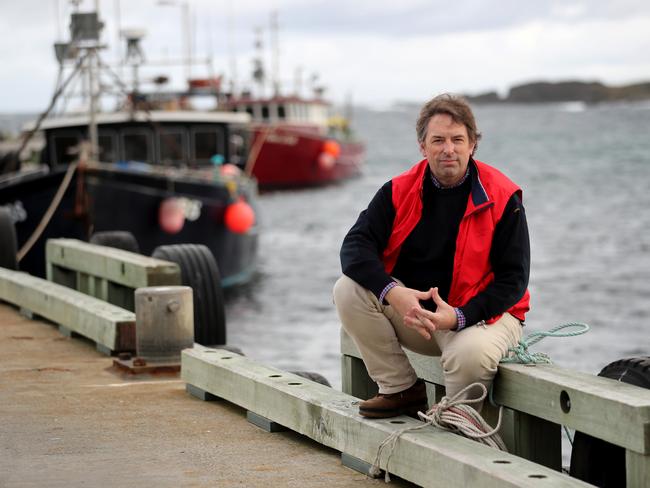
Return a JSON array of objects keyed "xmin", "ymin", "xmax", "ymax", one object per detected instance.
[
  {"xmin": 379, "ymin": 281, "xmax": 398, "ymax": 304},
  {"xmin": 452, "ymin": 308, "xmax": 466, "ymax": 331}
]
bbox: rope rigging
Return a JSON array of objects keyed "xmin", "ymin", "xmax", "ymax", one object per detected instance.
[{"xmin": 500, "ymin": 322, "xmax": 590, "ymax": 365}]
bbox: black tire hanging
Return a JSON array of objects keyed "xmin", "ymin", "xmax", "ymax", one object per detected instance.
[
  {"xmin": 152, "ymin": 244, "xmax": 226, "ymax": 346},
  {"xmin": 90, "ymin": 230, "xmax": 140, "ymax": 254},
  {"xmin": 0, "ymin": 207, "xmax": 18, "ymax": 270},
  {"xmin": 569, "ymin": 356, "xmax": 650, "ymax": 487}
]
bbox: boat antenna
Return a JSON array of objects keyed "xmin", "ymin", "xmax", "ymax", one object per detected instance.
[
  {"xmin": 68, "ymin": 6, "xmax": 105, "ymax": 161},
  {"xmin": 226, "ymin": 0, "xmax": 238, "ymax": 95},
  {"xmin": 157, "ymin": 1, "xmax": 192, "ymax": 83},
  {"xmin": 121, "ymin": 28, "xmax": 146, "ymax": 96},
  {"xmin": 252, "ymin": 26, "xmax": 265, "ymax": 96},
  {"xmin": 114, "ymin": 0, "xmax": 124, "ymax": 80},
  {"xmin": 270, "ymin": 10, "xmax": 280, "ymax": 96}
]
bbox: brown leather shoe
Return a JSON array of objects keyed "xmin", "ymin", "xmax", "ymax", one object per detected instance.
[{"xmin": 359, "ymin": 379, "xmax": 428, "ymax": 419}]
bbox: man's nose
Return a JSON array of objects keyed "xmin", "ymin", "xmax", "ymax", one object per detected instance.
[{"xmin": 443, "ymin": 140, "xmax": 455, "ymax": 153}]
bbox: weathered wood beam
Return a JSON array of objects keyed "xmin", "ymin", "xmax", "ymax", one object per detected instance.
[
  {"xmin": 46, "ymin": 238, "xmax": 181, "ymax": 290},
  {"xmin": 0, "ymin": 268, "xmax": 135, "ymax": 352},
  {"xmin": 182, "ymin": 346, "xmax": 589, "ymax": 487},
  {"xmin": 341, "ymin": 330, "xmax": 650, "ymax": 455}
]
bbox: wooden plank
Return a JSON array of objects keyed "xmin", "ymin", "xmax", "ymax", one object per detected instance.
[
  {"xmin": 626, "ymin": 449, "xmax": 650, "ymax": 487},
  {"xmin": 181, "ymin": 346, "xmax": 590, "ymax": 488},
  {"xmin": 0, "ymin": 268, "xmax": 135, "ymax": 352},
  {"xmin": 509, "ymin": 411, "xmax": 562, "ymax": 471},
  {"xmin": 46, "ymin": 238, "xmax": 181, "ymax": 290},
  {"xmin": 496, "ymin": 364, "xmax": 650, "ymax": 455},
  {"xmin": 341, "ymin": 330, "xmax": 650, "ymax": 454},
  {"xmin": 340, "ymin": 355, "xmax": 377, "ymax": 400}
]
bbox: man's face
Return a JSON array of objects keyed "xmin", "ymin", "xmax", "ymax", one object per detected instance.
[{"xmin": 419, "ymin": 113, "xmax": 475, "ymax": 187}]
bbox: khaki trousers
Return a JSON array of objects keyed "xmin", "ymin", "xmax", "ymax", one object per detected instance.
[{"xmin": 333, "ymin": 275, "xmax": 522, "ymax": 408}]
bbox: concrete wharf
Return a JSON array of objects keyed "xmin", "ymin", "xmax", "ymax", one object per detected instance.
[{"xmin": 0, "ymin": 303, "xmax": 411, "ymax": 487}]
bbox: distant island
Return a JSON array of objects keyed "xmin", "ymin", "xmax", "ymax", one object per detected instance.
[{"xmin": 465, "ymin": 80, "xmax": 650, "ymax": 104}]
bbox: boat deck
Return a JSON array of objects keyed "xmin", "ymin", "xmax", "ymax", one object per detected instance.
[{"xmin": 0, "ymin": 303, "xmax": 411, "ymax": 487}]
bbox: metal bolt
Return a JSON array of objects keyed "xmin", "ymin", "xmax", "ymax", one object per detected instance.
[{"xmin": 167, "ymin": 299, "xmax": 180, "ymax": 313}]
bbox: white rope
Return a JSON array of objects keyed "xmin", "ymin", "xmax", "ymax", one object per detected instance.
[
  {"xmin": 17, "ymin": 162, "xmax": 78, "ymax": 262},
  {"xmin": 369, "ymin": 383, "xmax": 506, "ymax": 482}
]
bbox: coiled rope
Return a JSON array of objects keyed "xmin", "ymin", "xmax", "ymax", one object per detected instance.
[
  {"xmin": 500, "ymin": 322, "xmax": 590, "ymax": 365},
  {"xmin": 369, "ymin": 383, "xmax": 506, "ymax": 482},
  {"xmin": 369, "ymin": 322, "xmax": 591, "ymax": 481}
]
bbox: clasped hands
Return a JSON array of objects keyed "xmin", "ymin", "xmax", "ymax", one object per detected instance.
[{"xmin": 384, "ymin": 285, "xmax": 457, "ymax": 340}]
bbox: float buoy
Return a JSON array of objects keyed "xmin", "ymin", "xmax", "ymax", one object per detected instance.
[
  {"xmin": 224, "ymin": 199, "xmax": 255, "ymax": 234},
  {"xmin": 159, "ymin": 198, "xmax": 185, "ymax": 234},
  {"xmin": 322, "ymin": 139, "xmax": 341, "ymax": 158}
]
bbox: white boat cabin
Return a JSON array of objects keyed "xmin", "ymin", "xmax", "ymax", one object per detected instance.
[{"xmin": 229, "ymin": 96, "xmax": 330, "ymax": 127}]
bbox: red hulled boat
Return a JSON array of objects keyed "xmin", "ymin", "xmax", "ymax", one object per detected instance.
[{"xmin": 222, "ymin": 94, "xmax": 365, "ymax": 190}]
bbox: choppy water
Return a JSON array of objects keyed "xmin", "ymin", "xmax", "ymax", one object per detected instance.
[{"xmin": 226, "ymin": 101, "xmax": 650, "ymax": 390}]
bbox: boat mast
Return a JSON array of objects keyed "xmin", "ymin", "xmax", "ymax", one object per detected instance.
[
  {"xmin": 252, "ymin": 27, "xmax": 266, "ymax": 97},
  {"xmin": 270, "ymin": 10, "xmax": 280, "ymax": 96},
  {"xmin": 67, "ymin": 1, "xmax": 105, "ymax": 161}
]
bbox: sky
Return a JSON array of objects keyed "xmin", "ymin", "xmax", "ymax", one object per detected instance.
[{"xmin": 1, "ymin": 0, "xmax": 650, "ymax": 112}]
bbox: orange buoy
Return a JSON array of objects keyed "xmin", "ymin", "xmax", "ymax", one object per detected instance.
[
  {"xmin": 322, "ymin": 139, "xmax": 341, "ymax": 158},
  {"xmin": 220, "ymin": 163, "xmax": 242, "ymax": 176},
  {"xmin": 224, "ymin": 199, "xmax": 255, "ymax": 234},
  {"xmin": 159, "ymin": 198, "xmax": 185, "ymax": 234}
]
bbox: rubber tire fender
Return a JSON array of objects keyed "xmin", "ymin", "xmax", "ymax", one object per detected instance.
[
  {"xmin": 569, "ymin": 356, "xmax": 650, "ymax": 487},
  {"xmin": 0, "ymin": 207, "xmax": 18, "ymax": 270},
  {"xmin": 152, "ymin": 244, "xmax": 226, "ymax": 346},
  {"xmin": 90, "ymin": 231, "xmax": 140, "ymax": 254}
]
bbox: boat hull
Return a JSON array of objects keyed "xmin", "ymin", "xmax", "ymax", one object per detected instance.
[
  {"xmin": 0, "ymin": 166, "xmax": 258, "ymax": 287},
  {"xmin": 248, "ymin": 125, "xmax": 365, "ymax": 189}
]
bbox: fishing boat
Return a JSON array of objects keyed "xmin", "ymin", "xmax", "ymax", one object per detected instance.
[
  {"xmin": 0, "ymin": 8, "xmax": 259, "ymax": 289},
  {"xmin": 217, "ymin": 15, "xmax": 365, "ymax": 190},
  {"xmin": 222, "ymin": 93, "xmax": 365, "ymax": 190}
]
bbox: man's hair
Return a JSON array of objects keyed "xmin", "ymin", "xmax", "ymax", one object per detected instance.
[{"xmin": 416, "ymin": 93, "xmax": 482, "ymax": 154}]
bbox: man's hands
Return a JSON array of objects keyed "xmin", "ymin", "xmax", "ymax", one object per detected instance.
[{"xmin": 386, "ymin": 286, "xmax": 457, "ymax": 339}]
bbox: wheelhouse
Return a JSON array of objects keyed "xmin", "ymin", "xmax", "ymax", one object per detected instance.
[{"xmin": 33, "ymin": 111, "xmax": 251, "ymax": 169}]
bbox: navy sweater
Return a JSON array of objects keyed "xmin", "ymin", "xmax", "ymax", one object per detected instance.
[{"xmin": 340, "ymin": 163, "xmax": 530, "ymax": 327}]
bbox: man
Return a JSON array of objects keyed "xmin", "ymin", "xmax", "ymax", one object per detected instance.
[{"xmin": 333, "ymin": 93, "xmax": 529, "ymax": 419}]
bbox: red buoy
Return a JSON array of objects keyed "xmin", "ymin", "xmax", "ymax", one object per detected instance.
[
  {"xmin": 224, "ymin": 199, "xmax": 255, "ymax": 234},
  {"xmin": 322, "ymin": 139, "xmax": 341, "ymax": 158},
  {"xmin": 159, "ymin": 198, "xmax": 185, "ymax": 234}
]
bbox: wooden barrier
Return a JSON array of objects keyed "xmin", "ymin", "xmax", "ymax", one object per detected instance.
[
  {"xmin": 182, "ymin": 345, "xmax": 590, "ymax": 487},
  {"xmin": 341, "ymin": 330, "xmax": 650, "ymax": 487},
  {"xmin": 46, "ymin": 239, "xmax": 181, "ymax": 311},
  {"xmin": 0, "ymin": 267, "xmax": 135, "ymax": 354}
]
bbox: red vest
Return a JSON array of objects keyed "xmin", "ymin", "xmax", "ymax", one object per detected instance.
[{"xmin": 381, "ymin": 159, "xmax": 530, "ymax": 323}]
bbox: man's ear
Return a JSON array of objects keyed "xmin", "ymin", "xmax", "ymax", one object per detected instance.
[{"xmin": 418, "ymin": 142, "xmax": 426, "ymax": 157}]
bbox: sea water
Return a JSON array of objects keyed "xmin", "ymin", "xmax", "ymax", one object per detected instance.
[{"xmin": 226, "ymin": 101, "xmax": 650, "ymax": 389}]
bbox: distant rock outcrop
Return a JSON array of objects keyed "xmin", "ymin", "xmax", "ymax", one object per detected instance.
[{"xmin": 466, "ymin": 80, "xmax": 650, "ymax": 104}]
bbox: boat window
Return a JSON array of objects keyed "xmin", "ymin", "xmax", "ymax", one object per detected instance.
[
  {"xmin": 192, "ymin": 127, "xmax": 225, "ymax": 166},
  {"xmin": 121, "ymin": 129, "xmax": 153, "ymax": 163},
  {"xmin": 245, "ymin": 106, "xmax": 254, "ymax": 117},
  {"xmin": 261, "ymin": 105, "xmax": 270, "ymax": 120},
  {"xmin": 158, "ymin": 129, "xmax": 186, "ymax": 166},
  {"xmin": 98, "ymin": 132, "xmax": 117, "ymax": 163},
  {"xmin": 51, "ymin": 131, "xmax": 82, "ymax": 165},
  {"xmin": 277, "ymin": 104, "xmax": 286, "ymax": 119}
]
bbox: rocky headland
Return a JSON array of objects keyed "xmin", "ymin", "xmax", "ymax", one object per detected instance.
[{"xmin": 465, "ymin": 80, "xmax": 650, "ymax": 104}]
